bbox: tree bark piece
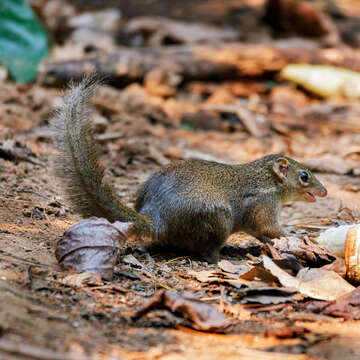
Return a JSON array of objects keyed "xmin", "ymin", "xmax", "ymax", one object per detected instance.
[{"xmin": 39, "ymin": 43, "xmax": 360, "ymax": 87}]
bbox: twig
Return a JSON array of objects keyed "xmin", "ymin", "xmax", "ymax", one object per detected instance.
[
  {"xmin": 16, "ymin": 189, "xmax": 70, "ymax": 209},
  {"xmin": 163, "ymin": 256, "xmax": 190, "ymax": 265},
  {"xmin": 135, "ymin": 271, "xmax": 175, "ymax": 291}
]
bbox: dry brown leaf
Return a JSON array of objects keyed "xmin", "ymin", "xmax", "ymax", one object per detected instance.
[
  {"xmin": 263, "ymin": 256, "xmax": 354, "ymax": 301},
  {"xmin": 189, "ymin": 269, "xmax": 255, "ymax": 289},
  {"xmin": 271, "ymin": 236, "xmax": 334, "ymax": 264},
  {"xmin": 133, "ymin": 290, "xmax": 231, "ymax": 332},
  {"xmin": 188, "ymin": 269, "xmax": 222, "ymax": 283},
  {"xmin": 190, "ymin": 265, "xmax": 296, "ymax": 304},
  {"xmin": 321, "ymin": 258, "xmax": 346, "ymax": 277},
  {"xmin": 56, "ymin": 217, "xmax": 129, "ymax": 280},
  {"xmin": 217, "ymin": 260, "xmax": 250, "ymax": 275},
  {"xmin": 322, "ymin": 286, "xmax": 360, "ymax": 320},
  {"xmin": 58, "ymin": 272, "xmax": 103, "ymax": 288},
  {"xmin": 234, "ymin": 286, "xmax": 298, "ymax": 305}
]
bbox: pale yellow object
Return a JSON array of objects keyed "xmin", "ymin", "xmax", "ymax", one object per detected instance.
[
  {"xmin": 316, "ymin": 224, "xmax": 360, "ymax": 282},
  {"xmin": 281, "ymin": 64, "xmax": 360, "ymax": 98},
  {"xmin": 315, "ymin": 224, "xmax": 356, "ymax": 257}
]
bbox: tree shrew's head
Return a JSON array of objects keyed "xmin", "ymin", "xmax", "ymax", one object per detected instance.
[{"xmin": 270, "ymin": 155, "xmax": 327, "ymax": 203}]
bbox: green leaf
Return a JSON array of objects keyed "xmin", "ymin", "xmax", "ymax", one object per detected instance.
[{"xmin": 0, "ymin": 0, "xmax": 48, "ymax": 83}]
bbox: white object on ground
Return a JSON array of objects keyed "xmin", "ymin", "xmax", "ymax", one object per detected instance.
[{"xmin": 315, "ymin": 224, "xmax": 358, "ymax": 258}]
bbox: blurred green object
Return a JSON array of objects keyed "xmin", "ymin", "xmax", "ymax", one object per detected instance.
[{"xmin": 0, "ymin": 0, "xmax": 48, "ymax": 83}]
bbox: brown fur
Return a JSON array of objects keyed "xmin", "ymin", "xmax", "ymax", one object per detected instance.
[{"xmin": 52, "ymin": 77, "xmax": 327, "ymax": 263}]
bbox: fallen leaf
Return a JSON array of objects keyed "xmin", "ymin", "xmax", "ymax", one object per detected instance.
[
  {"xmin": 189, "ymin": 269, "xmax": 223, "ymax": 283},
  {"xmin": 297, "ymin": 267, "xmax": 354, "ymax": 299},
  {"xmin": 322, "ymin": 286, "xmax": 360, "ymax": 320},
  {"xmin": 217, "ymin": 260, "xmax": 250, "ymax": 275},
  {"xmin": 58, "ymin": 272, "xmax": 103, "ymax": 288},
  {"xmin": 238, "ymin": 266, "xmax": 278, "ymax": 284},
  {"xmin": 263, "ymin": 256, "xmax": 354, "ymax": 301},
  {"xmin": 233, "ymin": 286, "xmax": 298, "ymax": 305},
  {"xmin": 56, "ymin": 217, "xmax": 129, "ymax": 280},
  {"xmin": 189, "ymin": 269, "xmax": 250, "ymax": 289},
  {"xmin": 190, "ymin": 264, "xmax": 296, "ymax": 304},
  {"xmin": 321, "ymin": 258, "xmax": 346, "ymax": 277},
  {"xmin": 133, "ymin": 290, "xmax": 231, "ymax": 332},
  {"xmin": 123, "ymin": 254, "xmax": 144, "ymax": 268},
  {"xmin": 271, "ymin": 236, "xmax": 335, "ymax": 264}
]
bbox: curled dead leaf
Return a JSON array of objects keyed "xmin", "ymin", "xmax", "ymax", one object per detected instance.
[
  {"xmin": 263, "ymin": 256, "xmax": 354, "ymax": 301},
  {"xmin": 133, "ymin": 290, "xmax": 231, "ymax": 332},
  {"xmin": 56, "ymin": 217, "xmax": 130, "ymax": 281},
  {"xmin": 271, "ymin": 236, "xmax": 335, "ymax": 264}
]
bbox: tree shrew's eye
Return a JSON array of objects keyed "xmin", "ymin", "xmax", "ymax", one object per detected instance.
[{"xmin": 300, "ymin": 171, "xmax": 309, "ymax": 183}]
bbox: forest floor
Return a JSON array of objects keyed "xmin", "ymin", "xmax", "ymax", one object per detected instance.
[{"xmin": 1, "ymin": 0, "xmax": 360, "ymax": 359}]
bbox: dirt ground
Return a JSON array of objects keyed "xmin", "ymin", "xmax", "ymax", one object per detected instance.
[
  {"xmin": 1, "ymin": 0, "xmax": 360, "ymax": 359},
  {"xmin": 0, "ymin": 80, "xmax": 359, "ymax": 359}
]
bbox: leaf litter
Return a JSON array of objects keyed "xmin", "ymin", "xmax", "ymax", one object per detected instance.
[
  {"xmin": 2, "ymin": 0, "xmax": 360, "ymax": 358},
  {"xmin": 133, "ymin": 290, "xmax": 231, "ymax": 332}
]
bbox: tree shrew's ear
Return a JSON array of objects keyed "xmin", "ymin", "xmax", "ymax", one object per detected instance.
[{"xmin": 273, "ymin": 157, "xmax": 289, "ymax": 181}]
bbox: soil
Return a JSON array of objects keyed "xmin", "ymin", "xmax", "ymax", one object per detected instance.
[
  {"xmin": 1, "ymin": 1, "xmax": 360, "ymax": 359},
  {"xmin": 0, "ymin": 80, "xmax": 360, "ymax": 359}
]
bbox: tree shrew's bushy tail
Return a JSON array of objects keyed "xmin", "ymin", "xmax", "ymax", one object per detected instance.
[{"xmin": 51, "ymin": 75, "xmax": 154, "ymax": 237}]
